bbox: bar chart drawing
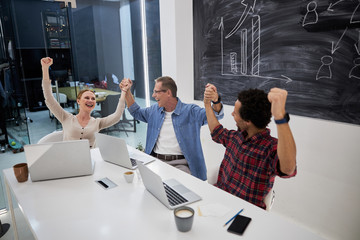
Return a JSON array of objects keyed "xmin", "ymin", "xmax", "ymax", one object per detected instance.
[
  {"xmin": 219, "ymin": 7, "xmax": 292, "ymax": 83},
  {"xmin": 194, "ymin": 0, "xmax": 360, "ymax": 125},
  {"xmin": 251, "ymin": 16, "xmax": 260, "ymax": 76}
]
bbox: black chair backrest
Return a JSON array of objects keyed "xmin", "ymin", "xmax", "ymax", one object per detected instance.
[{"xmin": 100, "ymin": 94, "xmax": 121, "ymax": 117}]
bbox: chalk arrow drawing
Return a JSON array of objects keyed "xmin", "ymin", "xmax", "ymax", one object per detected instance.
[
  {"xmin": 225, "ymin": 0, "xmax": 256, "ymax": 39},
  {"xmin": 258, "ymin": 75, "xmax": 293, "ymax": 87},
  {"xmin": 355, "ymin": 31, "xmax": 360, "ymax": 55},
  {"xmin": 355, "ymin": 43, "xmax": 360, "ymax": 55},
  {"xmin": 218, "ymin": 17, "xmax": 225, "ymax": 74},
  {"xmin": 331, "ymin": 27, "xmax": 347, "ymax": 54},
  {"xmin": 327, "ymin": 0, "xmax": 345, "ymax": 11},
  {"xmin": 350, "ymin": 1, "xmax": 360, "ymax": 24},
  {"xmin": 222, "ymin": 72, "xmax": 293, "ymax": 83}
]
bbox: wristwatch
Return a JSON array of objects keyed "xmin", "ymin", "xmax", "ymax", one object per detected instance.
[
  {"xmin": 275, "ymin": 112, "xmax": 290, "ymax": 124},
  {"xmin": 212, "ymin": 94, "xmax": 221, "ymax": 104}
]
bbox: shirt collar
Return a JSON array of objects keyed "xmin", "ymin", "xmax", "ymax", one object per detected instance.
[
  {"xmin": 241, "ymin": 128, "xmax": 271, "ymax": 142},
  {"xmin": 173, "ymin": 98, "xmax": 182, "ymax": 115},
  {"xmin": 161, "ymin": 97, "xmax": 182, "ymax": 115}
]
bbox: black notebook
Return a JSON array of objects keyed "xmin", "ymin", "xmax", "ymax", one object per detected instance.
[{"xmin": 227, "ymin": 215, "xmax": 252, "ymax": 235}]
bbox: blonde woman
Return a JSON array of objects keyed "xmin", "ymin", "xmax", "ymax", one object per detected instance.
[{"xmin": 41, "ymin": 57, "xmax": 130, "ymax": 148}]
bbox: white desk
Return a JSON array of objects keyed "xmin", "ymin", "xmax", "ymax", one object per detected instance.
[{"xmin": 4, "ymin": 148, "xmax": 324, "ymax": 240}]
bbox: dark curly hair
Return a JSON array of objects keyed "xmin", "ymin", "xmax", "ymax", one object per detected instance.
[{"xmin": 237, "ymin": 89, "xmax": 271, "ymax": 129}]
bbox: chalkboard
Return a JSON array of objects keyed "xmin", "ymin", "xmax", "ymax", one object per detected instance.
[{"xmin": 193, "ymin": 0, "xmax": 360, "ymax": 125}]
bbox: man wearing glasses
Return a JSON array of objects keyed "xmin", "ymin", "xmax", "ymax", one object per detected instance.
[{"xmin": 120, "ymin": 76, "xmax": 223, "ymax": 180}]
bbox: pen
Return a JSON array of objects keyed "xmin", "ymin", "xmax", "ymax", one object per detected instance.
[{"xmin": 223, "ymin": 208, "xmax": 244, "ymax": 227}]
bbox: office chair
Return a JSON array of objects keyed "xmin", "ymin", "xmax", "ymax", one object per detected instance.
[
  {"xmin": 264, "ymin": 188, "xmax": 275, "ymax": 211},
  {"xmin": 100, "ymin": 94, "xmax": 130, "ymax": 136},
  {"xmin": 37, "ymin": 130, "xmax": 63, "ymax": 144},
  {"xmin": 101, "ymin": 76, "xmax": 138, "ymax": 133}
]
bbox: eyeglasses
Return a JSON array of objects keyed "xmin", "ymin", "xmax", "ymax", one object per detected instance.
[{"xmin": 153, "ymin": 89, "xmax": 167, "ymax": 94}]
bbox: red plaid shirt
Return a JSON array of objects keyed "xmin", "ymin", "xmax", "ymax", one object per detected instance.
[{"xmin": 212, "ymin": 125, "xmax": 296, "ymax": 209}]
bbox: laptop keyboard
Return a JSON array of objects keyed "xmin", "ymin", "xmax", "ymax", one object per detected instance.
[
  {"xmin": 130, "ymin": 158, "xmax": 137, "ymax": 166},
  {"xmin": 163, "ymin": 183, "xmax": 188, "ymax": 206}
]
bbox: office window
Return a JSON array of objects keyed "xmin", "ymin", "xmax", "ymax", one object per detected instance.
[
  {"xmin": 8, "ymin": 0, "xmax": 161, "ymax": 139},
  {"xmin": 72, "ymin": 0, "xmax": 162, "ymax": 102}
]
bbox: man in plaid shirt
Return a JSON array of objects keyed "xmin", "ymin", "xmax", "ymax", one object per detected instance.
[{"xmin": 204, "ymin": 85, "xmax": 297, "ymax": 209}]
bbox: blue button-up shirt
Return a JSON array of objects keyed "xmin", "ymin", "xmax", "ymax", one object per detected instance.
[{"xmin": 128, "ymin": 98, "xmax": 224, "ymax": 180}]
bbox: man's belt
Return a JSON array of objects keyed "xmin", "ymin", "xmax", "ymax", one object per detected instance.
[{"xmin": 151, "ymin": 152, "xmax": 185, "ymax": 161}]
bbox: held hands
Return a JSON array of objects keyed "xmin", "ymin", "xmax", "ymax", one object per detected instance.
[
  {"xmin": 120, "ymin": 78, "xmax": 132, "ymax": 92},
  {"xmin": 268, "ymin": 88, "xmax": 287, "ymax": 120},
  {"xmin": 41, "ymin": 57, "xmax": 53, "ymax": 68},
  {"xmin": 203, "ymin": 83, "xmax": 218, "ymax": 104}
]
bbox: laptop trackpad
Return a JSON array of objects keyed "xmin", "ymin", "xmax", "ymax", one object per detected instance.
[
  {"xmin": 173, "ymin": 184, "xmax": 190, "ymax": 194},
  {"xmin": 165, "ymin": 179, "xmax": 190, "ymax": 194}
]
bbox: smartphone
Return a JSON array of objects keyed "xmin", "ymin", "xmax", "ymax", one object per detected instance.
[{"xmin": 227, "ymin": 215, "xmax": 252, "ymax": 235}]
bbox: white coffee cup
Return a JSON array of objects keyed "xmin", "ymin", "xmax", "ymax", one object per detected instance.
[{"xmin": 124, "ymin": 171, "xmax": 134, "ymax": 183}]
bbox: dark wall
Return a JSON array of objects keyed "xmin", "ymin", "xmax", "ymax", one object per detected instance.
[
  {"xmin": 130, "ymin": 0, "xmax": 145, "ymax": 98},
  {"xmin": 72, "ymin": 6, "xmax": 98, "ymax": 83},
  {"xmin": 10, "ymin": 0, "xmax": 72, "ymax": 111},
  {"xmin": 146, "ymin": 0, "xmax": 161, "ymax": 96},
  {"xmin": 194, "ymin": 0, "xmax": 360, "ymax": 125},
  {"xmin": 0, "ymin": 0, "xmax": 22, "ymax": 98},
  {"xmin": 98, "ymin": 3, "xmax": 123, "ymax": 82},
  {"xmin": 72, "ymin": 1, "xmax": 127, "ymax": 84},
  {"xmin": 12, "ymin": 0, "xmax": 59, "ymax": 48}
]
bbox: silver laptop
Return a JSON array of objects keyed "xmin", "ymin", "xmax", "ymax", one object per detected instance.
[
  {"xmin": 136, "ymin": 161, "xmax": 202, "ymax": 209},
  {"xmin": 24, "ymin": 140, "xmax": 94, "ymax": 182},
  {"xmin": 95, "ymin": 133, "xmax": 155, "ymax": 169}
]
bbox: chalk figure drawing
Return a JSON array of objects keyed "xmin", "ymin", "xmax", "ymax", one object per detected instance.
[
  {"xmin": 302, "ymin": 1, "xmax": 319, "ymax": 26},
  {"xmin": 316, "ymin": 55, "xmax": 333, "ymax": 80},
  {"xmin": 349, "ymin": 57, "xmax": 360, "ymax": 79},
  {"xmin": 315, "ymin": 0, "xmax": 360, "ymax": 81}
]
